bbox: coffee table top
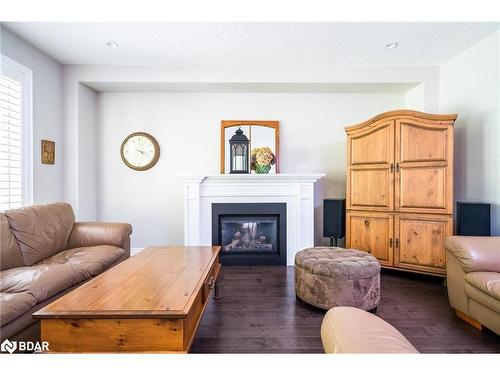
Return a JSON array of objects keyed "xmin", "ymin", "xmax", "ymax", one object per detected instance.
[{"xmin": 33, "ymin": 246, "xmax": 221, "ymax": 319}]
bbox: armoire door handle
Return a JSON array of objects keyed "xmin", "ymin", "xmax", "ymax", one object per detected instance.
[
  {"xmin": 390, "ymin": 163, "xmax": 394, "ymax": 173},
  {"xmin": 389, "ymin": 238, "xmax": 393, "ymax": 248},
  {"xmin": 395, "ymin": 238, "xmax": 399, "ymax": 248},
  {"xmin": 396, "ymin": 163, "xmax": 400, "ymax": 172}
]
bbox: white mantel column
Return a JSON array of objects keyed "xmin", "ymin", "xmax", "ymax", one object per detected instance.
[{"xmin": 183, "ymin": 176, "xmax": 206, "ymax": 246}]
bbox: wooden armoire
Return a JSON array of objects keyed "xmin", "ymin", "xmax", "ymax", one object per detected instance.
[{"xmin": 345, "ymin": 110, "xmax": 457, "ymax": 276}]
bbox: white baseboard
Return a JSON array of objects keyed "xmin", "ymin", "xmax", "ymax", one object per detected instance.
[{"xmin": 130, "ymin": 247, "xmax": 145, "ymax": 257}]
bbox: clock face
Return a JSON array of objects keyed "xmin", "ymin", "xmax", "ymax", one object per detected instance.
[{"xmin": 120, "ymin": 132, "xmax": 160, "ymax": 171}]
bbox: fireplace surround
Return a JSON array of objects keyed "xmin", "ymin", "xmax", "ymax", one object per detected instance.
[
  {"xmin": 212, "ymin": 203, "xmax": 287, "ymax": 265},
  {"xmin": 182, "ymin": 174, "xmax": 324, "ymax": 266}
]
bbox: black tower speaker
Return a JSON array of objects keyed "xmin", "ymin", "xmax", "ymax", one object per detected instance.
[
  {"xmin": 456, "ymin": 202, "xmax": 491, "ymax": 236},
  {"xmin": 323, "ymin": 199, "xmax": 346, "ymax": 246}
]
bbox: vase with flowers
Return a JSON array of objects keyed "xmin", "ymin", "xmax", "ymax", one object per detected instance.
[{"xmin": 251, "ymin": 147, "xmax": 276, "ymax": 174}]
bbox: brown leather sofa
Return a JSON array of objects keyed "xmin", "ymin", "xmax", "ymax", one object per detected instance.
[
  {"xmin": 445, "ymin": 236, "xmax": 500, "ymax": 334},
  {"xmin": 0, "ymin": 202, "xmax": 132, "ymax": 342}
]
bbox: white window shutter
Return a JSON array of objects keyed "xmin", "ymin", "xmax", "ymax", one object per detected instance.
[{"xmin": 0, "ymin": 74, "xmax": 23, "ymax": 210}]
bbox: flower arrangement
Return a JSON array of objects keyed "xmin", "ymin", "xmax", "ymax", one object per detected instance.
[{"xmin": 251, "ymin": 147, "xmax": 276, "ymax": 174}]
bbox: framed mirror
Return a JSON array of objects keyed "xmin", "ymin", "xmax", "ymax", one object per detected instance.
[{"xmin": 220, "ymin": 120, "xmax": 279, "ymax": 174}]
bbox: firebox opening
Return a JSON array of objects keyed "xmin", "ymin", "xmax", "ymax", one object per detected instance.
[
  {"xmin": 220, "ymin": 215, "xmax": 278, "ymax": 254},
  {"xmin": 212, "ymin": 203, "xmax": 287, "ymax": 266}
]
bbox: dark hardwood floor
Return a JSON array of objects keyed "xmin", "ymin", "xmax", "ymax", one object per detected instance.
[{"xmin": 191, "ymin": 266, "xmax": 500, "ymax": 353}]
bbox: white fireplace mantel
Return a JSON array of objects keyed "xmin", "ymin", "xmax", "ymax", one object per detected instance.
[{"xmin": 182, "ymin": 173, "xmax": 324, "ymax": 266}]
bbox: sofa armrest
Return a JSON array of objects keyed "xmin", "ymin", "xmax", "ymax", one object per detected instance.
[
  {"xmin": 444, "ymin": 236, "xmax": 500, "ymax": 273},
  {"xmin": 68, "ymin": 222, "xmax": 132, "ymax": 258}
]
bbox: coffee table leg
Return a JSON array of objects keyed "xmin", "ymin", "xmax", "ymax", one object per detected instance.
[{"xmin": 213, "ymin": 281, "xmax": 221, "ymax": 300}]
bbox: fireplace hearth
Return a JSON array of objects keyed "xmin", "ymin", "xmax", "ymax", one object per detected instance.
[{"xmin": 212, "ymin": 203, "xmax": 286, "ymax": 265}]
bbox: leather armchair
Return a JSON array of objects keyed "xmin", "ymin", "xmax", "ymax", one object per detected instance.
[{"xmin": 445, "ymin": 236, "xmax": 500, "ymax": 334}]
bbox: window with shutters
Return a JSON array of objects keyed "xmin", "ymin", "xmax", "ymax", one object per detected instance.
[{"xmin": 0, "ymin": 56, "xmax": 32, "ymax": 211}]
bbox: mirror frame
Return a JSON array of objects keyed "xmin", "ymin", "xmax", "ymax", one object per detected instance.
[{"xmin": 220, "ymin": 120, "xmax": 280, "ymax": 174}]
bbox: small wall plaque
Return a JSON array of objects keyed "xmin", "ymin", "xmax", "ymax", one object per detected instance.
[{"xmin": 41, "ymin": 140, "xmax": 55, "ymax": 164}]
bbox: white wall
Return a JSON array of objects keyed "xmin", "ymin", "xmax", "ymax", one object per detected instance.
[
  {"xmin": 77, "ymin": 84, "xmax": 98, "ymax": 220},
  {"xmin": 440, "ymin": 31, "xmax": 500, "ymax": 235},
  {"xmin": 1, "ymin": 26, "xmax": 64, "ymax": 204},
  {"xmin": 63, "ymin": 64, "xmax": 439, "ymax": 220},
  {"xmin": 404, "ymin": 83, "xmax": 425, "ymax": 111},
  {"xmin": 97, "ymin": 92, "xmax": 404, "ymax": 248}
]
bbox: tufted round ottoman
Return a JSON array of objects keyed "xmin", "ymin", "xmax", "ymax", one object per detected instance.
[{"xmin": 294, "ymin": 247, "xmax": 381, "ymax": 310}]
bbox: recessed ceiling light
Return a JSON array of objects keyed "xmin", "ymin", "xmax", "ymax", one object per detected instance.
[
  {"xmin": 385, "ymin": 42, "xmax": 398, "ymax": 49},
  {"xmin": 106, "ymin": 41, "xmax": 119, "ymax": 48}
]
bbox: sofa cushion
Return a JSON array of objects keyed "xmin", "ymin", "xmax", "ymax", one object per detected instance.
[
  {"xmin": 464, "ymin": 272, "xmax": 500, "ymax": 314},
  {"xmin": 465, "ymin": 272, "xmax": 500, "ymax": 300},
  {"xmin": 0, "ymin": 264, "xmax": 87, "ymax": 302},
  {"xmin": 0, "ymin": 213, "xmax": 24, "ymax": 271},
  {"xmin": 38, "ymin": 245, "xmax": 125, "ymax": 275},
  {"xmin": 3, "ymin": 203, "xmax": 75, "ymax": 265},
  {"xmin": 0, "ymin": 245, "xmax": 124, "ymax": 303},
  {"xmin": 0, "ymin": 292, "xmax": 37, "ymax": 327}
]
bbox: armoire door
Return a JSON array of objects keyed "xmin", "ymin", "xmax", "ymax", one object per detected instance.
[
  {"xmin": 346, "ymin": 211, "xmax": 393, "ymax": 266},
  {"xmin": 394, "ymin": 214, "xmax": 452, "ymax": 275},
  {"xmin": 395, "ymin": 119, "xmax": 453, "ymax": 214},
  {"xmin": 347, "ymin": 120, "xmax": 394, "ymax": 211}
]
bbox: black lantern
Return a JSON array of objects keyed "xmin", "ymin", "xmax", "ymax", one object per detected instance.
[{"xmin": 229, "ymin": 128, "xmax": 250, "ymax": 174}]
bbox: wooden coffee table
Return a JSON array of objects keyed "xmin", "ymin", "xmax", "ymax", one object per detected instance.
[{"xmin": 34, "ymin": 246, "xmax": 221, "ymax": 353}]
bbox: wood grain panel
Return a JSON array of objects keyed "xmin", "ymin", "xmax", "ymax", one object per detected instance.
[
  {"xmin": 399, "ymin": 122, "xmax": 448, "ymax": 162},
  {"xmin": 395, "ymin": 119, "xmax": 453, "ymax": 214},
  {"xmin": 41, "ymin": 318, "xmax": 185, "ymax": 352},
  {"xmin": 347, "ymin": 119, "xmax": 394, "ymax": 212},
  {"xmin": 349, "ymin": 121, "xmax": 393, "ymax": 165},
  {"xmin": 397, "ymin": 164, "xmax": 447, "ymax": 211},
  {"xmin": 394, "ymin": 214, "xmax": 452, "ymax": 275},
  {"xmin": 346, "ymin": 211, "xmax": 393, "ymax": 266},
  {"xmin": 349, "ymin": 167, "xmax": 393, "ymax": 210}
]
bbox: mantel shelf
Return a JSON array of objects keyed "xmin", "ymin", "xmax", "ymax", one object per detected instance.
[{"xmin": 180, "ymin": 173, "xmax": 325, "ymax": 184}]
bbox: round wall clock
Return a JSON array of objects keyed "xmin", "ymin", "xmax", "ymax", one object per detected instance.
[{"xmin": 120, "ymin": 132, "xmax": 160, "ymax": 171}]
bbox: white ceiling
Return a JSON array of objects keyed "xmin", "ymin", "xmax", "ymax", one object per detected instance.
[{"xmin": 4, "ymin": 22, "xmax": 499, "ymax": 66}]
